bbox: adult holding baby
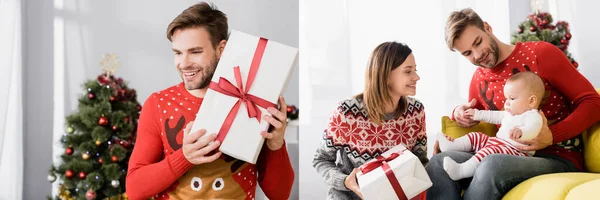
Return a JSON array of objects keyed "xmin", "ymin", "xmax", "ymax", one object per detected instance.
[{"xmin": 426, "ymin": 8, "xmax": 600, "ymax": 200}]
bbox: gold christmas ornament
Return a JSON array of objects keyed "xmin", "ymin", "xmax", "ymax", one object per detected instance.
[
  {"xmin": 95, "ymin": 140, "xmax": 101, "ymax": 146},
  {"xmin": 58, "ymin": 185, "xmax": 76, "ymax": 200},
  {"xmin": 100, "ymin": 53, "xmax": 120, "ymax": 77},
  {"xmin": 82, "ymin": 153, "xmax": 90, "ymax": 160}
]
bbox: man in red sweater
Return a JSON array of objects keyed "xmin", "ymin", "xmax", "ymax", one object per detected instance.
[
  {"xmin": 125, "ymin": 2, "xmax": 294, "ymax": 200},
  {"xmin": 426, "ymin": 8, "xmax": 600, "ymax": 200}
]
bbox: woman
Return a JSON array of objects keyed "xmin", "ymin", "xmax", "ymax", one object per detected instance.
[{"xmin": 313, "ymin": 42, "xmax": 427, "ymax": 199}]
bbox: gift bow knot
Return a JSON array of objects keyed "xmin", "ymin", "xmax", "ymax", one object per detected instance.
[
  {"xmin": 359, "ymin": 149, "xmax": 408, "ymax": 200},
  {"xmin": 207, "ymin": 38, "xmax": 277, "ymax": 143}
]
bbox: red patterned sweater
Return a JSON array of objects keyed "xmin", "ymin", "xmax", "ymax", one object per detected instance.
[
  {"xmin": 126, "ymin": 82, "xmax": 294, "ymax": 200},
  {"xmin": 455, "ymin": 41, "xmax": 600, "ymax": 170}
]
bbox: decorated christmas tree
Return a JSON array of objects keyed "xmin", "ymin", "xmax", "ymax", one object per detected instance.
[
  {"xmin": 48, "ymin": 54, "xmax": 140, "ymax": 200},
  {"xmin": 511, "ymin": 11, "xmax": 578, "ymax": 68}
]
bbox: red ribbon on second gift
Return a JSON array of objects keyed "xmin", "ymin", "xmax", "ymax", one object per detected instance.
[
  {"xmin": 359, "ymin": 149, "xmax": 409, "ymax": 200},
  {"xmin": 208, "ymin": 37, "xmax": 277, "ymax": 143}
]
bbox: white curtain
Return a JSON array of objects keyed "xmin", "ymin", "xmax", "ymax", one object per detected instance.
[
  {"xmin": 299, "ymin": 0, "xmax": 512, "ymax": 198},
  {"xmin": 0, "ymin": 0, "xmax": 23, "ymax": 199}
]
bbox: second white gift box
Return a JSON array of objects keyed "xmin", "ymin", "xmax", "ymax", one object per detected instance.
[{"xmin": 356, "ymin": 145, "xmax": 432, "ymax": 200}]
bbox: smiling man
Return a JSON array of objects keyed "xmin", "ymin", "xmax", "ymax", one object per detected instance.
[
  {"xmin": 426, "ymin": 8, "xmax": 600, "ymax": 200},
  {"xmin": 125, "ymin": 2, "xmax": 294, "ymax": 200}
]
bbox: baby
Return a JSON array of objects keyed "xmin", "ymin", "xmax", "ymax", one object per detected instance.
[{"xmin": 438, "ymin": 71, "xmax": 546, "ymax": 180}]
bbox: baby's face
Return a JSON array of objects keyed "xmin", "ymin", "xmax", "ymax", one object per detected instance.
[{"xmin": 503, "ymin": 81, "xmax": 534, "ymax": 115}]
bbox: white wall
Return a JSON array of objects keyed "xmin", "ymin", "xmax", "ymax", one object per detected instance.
[
  {"xmin": 23, "ymin": 0, "xmax": 298, "ymax": 199},
  {"xmin": 570, "ymin": 1, "xmax": 600, "ymax": 87}
]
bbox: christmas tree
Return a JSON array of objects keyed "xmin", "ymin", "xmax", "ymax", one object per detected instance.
[
  {"xmin": 48, "ymin": 54, "xmax": 140, "ymax": 200},
  {"xmin": 511, "ymin": 11, "xmax": 578, "ymax": 68}
]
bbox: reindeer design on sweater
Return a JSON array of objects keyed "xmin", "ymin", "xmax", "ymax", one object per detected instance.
[
  {"xmin": 477, "ymin": 65, "xmax": 536, "ymax": 110},
  {"xmin": 164, "ymin": 115, "xmax": 258, "ymax": 199},
  {"xmin": 168, "ymin": 155, "xmax": 256, "ymax": 199}
]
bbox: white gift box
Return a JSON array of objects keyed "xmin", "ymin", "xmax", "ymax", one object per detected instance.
[
  {"xmin": 356, "ymin": 145, "xmax": 432, "ymax": 200},
  {"xmin": 190, "ymin": 30, "xmax": 298, "ymax": 164}
]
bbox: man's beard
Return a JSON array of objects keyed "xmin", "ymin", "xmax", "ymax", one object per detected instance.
[
  {"xmin": 182, "ymin": 56, "xmax": 219, "ymax": 90},
  {"xmin": 477, "ymin": 34, "xmax": 500, "ymax": 69}
]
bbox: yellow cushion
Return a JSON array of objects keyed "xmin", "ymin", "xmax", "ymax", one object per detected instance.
[
  {"xmin": 565, "ymin": 179, "xmax": 600, "ymax": 200},
  {"xmin": 503, "ymin": 173, "xmax": 600, "ymax": 200},
  {"xmin": 441, "ymin": 116, "xmax": 498, "ymax": 139},
  {"xmin": 583, "ymin": 122, "xmax": 600, "ymax": 173},
  {"xmin": 582, "ymin": 89, "xmax": 600, "ymax": 172}
]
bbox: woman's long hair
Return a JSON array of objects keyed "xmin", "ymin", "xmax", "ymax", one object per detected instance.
[{"xmin": 356, "ymin": 42, "xmax": 412, "ymax": 125}]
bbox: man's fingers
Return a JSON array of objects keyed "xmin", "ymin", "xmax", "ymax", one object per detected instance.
[
  {"xmin": 278, "ymin": 95, "xmax": 287, "ymax": 114},
  {"xmin": 198, "ymin": 151, "xmax": 222, "ymax": 164},
  {"xmin": 192, "ymin": 140, "xmax": 221, "ymax": 158},
  {"xmin": 194, "ymin": 133, "xmax": 218, "ymax": 148},
  {"xmin": 268, "ymin": 107, "xmax": 286, "ymax": 122},
  {"xmin": 265, "ymin": 115, "xmax": 283, "ymax": 129},
  {"xmin": 468, "ymin": 99, "xmax": 477, "ymax": 107},
  {"xmin": 539, "ymin": 110, "xmax": 548, "ymax": 125},
  {"xmin": 261, "ymin": 131, "xmax": 275, "ymax": 139},
  {"xmin": 456, "ymin": 116, "xmax": 474, "ymax": 127},
  {"xmin": 517, "ymin": 144, "xmax": 537, "ymax": 151},
  {"xmin": 184, "ymin": 128, "xmax": 206, "ymax": 144}
]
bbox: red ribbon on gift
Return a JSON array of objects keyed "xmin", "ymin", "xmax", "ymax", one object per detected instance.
[
  {"xmin": 359, "ymin": 149, "xmax": 409, "ymax": 200},
  {"xmin": 208, "ymin": 38, "xmax": 277, "ymax": 142}
]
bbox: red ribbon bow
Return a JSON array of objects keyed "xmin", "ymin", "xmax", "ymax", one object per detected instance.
[
  {"xmin": 359, "ymin": 149, "xmax": 408, "ymax": 200},
  {"xmin": 208, "ymin": 38, "xmax": 277, "ymax": 142}
]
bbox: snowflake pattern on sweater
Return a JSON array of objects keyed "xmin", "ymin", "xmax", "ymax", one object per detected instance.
[{"xmin": 324, "ymin": 97, "xmax": 427, "ymax": 162}]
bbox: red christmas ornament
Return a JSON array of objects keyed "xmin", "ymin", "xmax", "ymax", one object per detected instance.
[
  {"xmin": 542, "ymin": 19, "xmax": 548, "ymax": 25},
  {"xmin": 112, "ymin": 155, "xmax": 119, "ymax": 162},
  {"xmin": 112, "ymin": 125, "xmax": 118, "ymax": 131},
  {"xmin": 518, "ymin": 27, "xmax": 523, "ymax": 33},
  {"xmin": 119, "ymin": 140, "xmax": 130, "ymax": 148},
  {"xmin": 124, "ymin": 117, "xmax": 130, "ymax": 124},
  {"xmin": 65, "ymin": 169, "xmax": 74, "ymax": 179},
  {"xmin": 530, "ymin": 26, "xmax": 537, "ymax": 32},
  {"xmin": 534, "ymin": 18, "xmax": 542, "ymax": 26},
  {"xmin": 85, "ymin": 189, "xmax": 96, "ymax": 200},
  {"xmin": 566, "ymin": 33, "xmax": 572, "ymax": 40},
  {"xmin": 79, "ymin": 171, "xmax": 87, "ymax": 179},
  {"xmin": 561, "ymin": 39, "xmax": 567, "ymax": 44},
  {"xmin": 573, "ymin": 61, "xmax": 579, "ymax": 68},
  {"xmin": 98, "ymin": 157, "xmax": 103, "ymax": 164},
  {"xmin": 136, "ymin": 104, "xmax": 142, "ymax": 111},
  {"xmin": 98, "ymin": 116, "xmax": 109, "ymax": 126},
  {"xmin": 88, "ymin": 93, "xmax": 95, "ymax": 99},
  {"xmin": 65, "ymin": 147, "xmax": 73, "ymax": 155},
  {"xmin": 109, "ymin": 96, "xmax": 116, "ymax": 102},
  {"xmin": 286, "ymin": 107, "xmax": 293, "ymax": 113},
  {"xmin": 97, "ymin": 75, "xmax": 110, "ymax": 85}
]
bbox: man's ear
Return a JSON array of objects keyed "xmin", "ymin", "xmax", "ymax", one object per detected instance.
[
  {"xmin": 216, "ymin": 40, "xmax": 227, "ymax": 58},
  {"xmin": 483, "ymin": 21, "xmax": 493, "ymax": 33}
]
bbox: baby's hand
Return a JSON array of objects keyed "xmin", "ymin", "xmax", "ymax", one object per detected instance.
[
  {"xmin": 464, "ymin": 108, "xmax": 476, "ymax": 119},
  {"xmin": 509, "ymin": 127, "xmax": 523, "ymax": 140}
]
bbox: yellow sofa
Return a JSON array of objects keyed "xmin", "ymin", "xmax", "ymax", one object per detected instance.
[{"xmin": 440, "ymin": 90, "xmax": 600, "ymax": 200}]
